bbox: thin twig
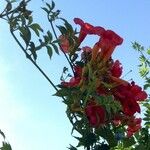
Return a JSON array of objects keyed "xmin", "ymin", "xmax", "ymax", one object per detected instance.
[
  {"xmin": 10, "ymin": 29, "xmax": 59, "ymax": 93},
  {"xmin": 48, "ymin": 17, "xmax": 75, "ymax": 75}
]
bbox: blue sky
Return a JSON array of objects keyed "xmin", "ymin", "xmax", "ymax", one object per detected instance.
[{"xmin": 0, "ymin": 0, "xmax": 150, "ymax": 150}]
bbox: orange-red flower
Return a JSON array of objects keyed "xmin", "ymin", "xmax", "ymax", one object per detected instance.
[
  {"xmin": 113, "ymin": 82, "xmax": 147, "ymax": 116},
  {"xmin": 98, "ymin": 30, "xmax": 123, "ymax": 62},
  {"xmin": 85, "ymin": 101, "xmax": 105, "ymax": 127},
  {"xmin": 74, "ymin": 18, "xmax": 105, "ymax": 45},
  {"xmin": 111, "ymin": 60, "xmax": 123, "ymax": 78},
  {"xmin": 127, "ymin": 117, "xmax": 142, "ymax": 137}
]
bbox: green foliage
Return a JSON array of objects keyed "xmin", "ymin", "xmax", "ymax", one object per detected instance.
[
  {"xmin": 95, "ymin": 126, "xmax": 118, "ymax": 148},
  {"xmin": 68, "ymin": 145, "xmax": 77, "ymax": 150},
  {"xmin": 0, "ymin": 142, "xmax": 12, "ymax": 150},
  {"xmin": 41, "ymin": 1, "xmax": 60, "ymax": 21},
  {"xmin": 132, "ymin": 41, "xmax": 150, "ymax": 79},
  {"xmin": 123, "ymin": 137, "xmax": 136, "ymax": 148},
  {"xmin": 29, "ymin": 23, "xmax": 43, "ymax": 36},
  {"xmin": 95, "ymin": 95, "xmax": 122, "ymax": 116},
  {"xmin": 0, "ymin": 130, "xmax": 12, "ymax": 150}
]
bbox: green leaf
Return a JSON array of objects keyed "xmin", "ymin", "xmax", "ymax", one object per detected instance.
[
  {"xmin": 6, "ymin": 2, "xmax": 12, "ymax": 11},
  {"xmin": 68, "ymin": 145, "xmax": 77, "ymax": 150},
  {"xmin": 54, "ymin": 88, "xmax": 70, "ymax": 97},
  {"xmin": 147, "ymin": 48, "xmax": 150, "ymax": 55},
  {"xmin": 123, "ymin": 137, "xmax": 136, "ymax": 148},
  {"xmin": 46, "ymin": 46, "xmax": 53, "ymax": 59},
  {"xmin": 95, "ymin": 127, "xmax": 118, "ymax": 147},
  {"xmin": 1, "ymin": 142, "xmax": 12, "ymax": 150},
  {"xmin": 43, "ymin": 35, "xmax": 50, "ymax": 44},
  {"xmin": 139, "ymin": 55, "xmax": 146, "ymax": 63},
  {"xmin": 47, "ymin": 31, "xmax": 53, "ymax": 42},
  {"xmin": 51, "ymin": 1, "xmax": 55, "ymax": 10},
  {"xmin": 135, "ymin": 144, "xmax": 145, "ymax": 150},
  {"xmin": 28, "ymin": 16, "xmax": 33, "ymax": 25},
  {"xmin": 29, "ymin": 23, "xmax": 43, "ymax": 36},
  {"xmin": 0, "ymin": 130, "xmax": 5, "ymax": 139},
  {"xmin": 45, "ymin": 2, "xmax": 51, "ymax": 9},
  {"xmin": 19, "ymin": 26, "xmax": 31, "ymax": 46},
  {"xmin": 51, "ymin": 43, "xmax": 59, "ymax": 54},
  {"xmin": 144, "ymin": 84, "xmax": 150, "ymax": 90},
  {"xmin": 29, "ymin": 42, "xmax": 37, "ymax": 61},
  {"xmin": 57, "ymin": 25, "xmax": 67, "ymax": 35},
  {"xmin": 41, "ymin": 7, "xmax": 49, "ymax": 14},
  {"xmin": 60, "ymin": 18, "xmax": 74, "ymax": 33}
]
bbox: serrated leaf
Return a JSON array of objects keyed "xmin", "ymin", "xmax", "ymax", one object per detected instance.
[
  {"xmin": 51, "ymin": 43, "xmax": 59, "ymax": 54},
  {"xmin": 29, "ymin": 23, "xmax": 43, "ymax": 36},
  {"xmin": 46, "ymin": 45, "xmax": 53, "ymax": 59}
]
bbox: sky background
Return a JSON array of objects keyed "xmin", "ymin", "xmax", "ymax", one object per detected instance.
[{"xmin": 0, "ymin": 0, "xmax": 150, "ymax": 150}]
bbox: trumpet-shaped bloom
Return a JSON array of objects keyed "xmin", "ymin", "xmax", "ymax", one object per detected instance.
[
  {"xmin": 98, "ymin": 30, "xmax": 123, "ymax": 62},
  {"xmin": 74, "ymin": 18, "xmax": 105, "ymax": 44},
  {"xmin": 85, "ymin": 101, "xmax": 105, "ymax": 127}
]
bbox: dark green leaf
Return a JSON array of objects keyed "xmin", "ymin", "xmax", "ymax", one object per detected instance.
[
  {"xmin": 43, "ymin": 35, "xmax": 49, "ymax": 44},
  {"xmin": 144, "ymin": 84, "xmax": 150, "ymax": 90},
  {"xmin": 61, "ymin": 18, "xmax": 73, "ymax": 33},
  {"xmin": 51, "ymin": 43, "xmax": 59, "ymax": 54},
  {"xmin": 29, "ymin": 23, "xmax": 43, "ymax": 36},
  {"xmin": 1, "ymin": 142, "xmax": 12, "ymax": 150},
  {"xmin": 46, "ymin": 46, "xmax": 53, "ymax": 59},
  {"xmin": 135, "ymin": 144, "xmax": 146, "ymax": 150},
  {"xmin": 123, "ymin": 137, "xmax": 136, "ymax": 148},
  {"xmin": 19, "ymin": 26, "xmax": 31, "ymax": 46},
  {"xmin": 41, "ymin": 7, "xmax": 49, "ymax": 14},
  {"xmin": 95, "ymin": 127, "xmax": 118, "ymax": 147},
  {"xmin": 29, "ymin": 42, "xmax": 37, "ymax": 61},
  {"xmin": 0, "ymin": 130, "xmax": 5, "ymax": 139},
  {"xmin": 51, "ymin": 1, "xmax": 55, "ymax": 10},
  {"xmin": 54, "ymin": 88, "xmax": 70, "ymax": 97},
  {"xmin": 46, "ymin": 3, "xmax": 51, "ymax": 9},
  {"xmin": 47, "ymin": 31, "xmax": 53, "ymax": 42},
  {"xmin": 63, "ymin": 67, "xmax": 68, "ymax": 74},
  {"xmin": 6, "ymin": 2, "xmax": 12, "ymax": 11},
  {"xmin": 68, "ymin": 145, "xmax": 77, "ymax": 150},
  {"xmin": 28, "ymin": 16, "xmax": 33, "ymax": 25},
  {"xmin": 57, "ymin": 25, "xmax": 67, "ymax": 35}
]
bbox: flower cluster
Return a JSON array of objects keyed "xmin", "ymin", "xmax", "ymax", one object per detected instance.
[{"xmin": 58, "ymin": 18, "xmax": 147, "ymax": 143}]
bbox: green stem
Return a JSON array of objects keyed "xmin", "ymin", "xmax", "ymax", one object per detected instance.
[
  {"xmin": 9, "ymin": 28, "xmax": 69, "ymax": 103},
  {"xmin": 0, "ymin": 0, "xmax": 31, "ymax": 18},
  {"xmin": 48, "ymin": 18, "xmax": 75, "ymax": 75}
]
